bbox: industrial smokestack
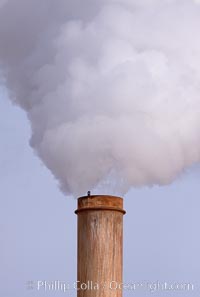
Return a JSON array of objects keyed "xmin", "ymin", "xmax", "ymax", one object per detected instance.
[{"xmin": 75, "ymin": 195, "xmax": 126, "ymax": 297}]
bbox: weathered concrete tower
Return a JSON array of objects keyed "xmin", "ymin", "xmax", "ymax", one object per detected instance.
[{"xmin": 75, "ymin": 195, "xmax": 126, "ymax": 297}]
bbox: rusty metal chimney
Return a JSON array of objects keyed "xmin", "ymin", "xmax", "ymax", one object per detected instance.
[{"xmin": 75, "ymin": 195, "xmax": 126, "ymax": 297}]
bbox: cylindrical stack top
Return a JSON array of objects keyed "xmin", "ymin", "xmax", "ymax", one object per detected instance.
[{"xmin": 75, "ymin": 195, "xmax": 126, "ymax": 215}]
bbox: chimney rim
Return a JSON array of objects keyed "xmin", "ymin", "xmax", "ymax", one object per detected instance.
[{"xmin": 75, "ymin": 194, "xmax": 126, "ymax": 215}]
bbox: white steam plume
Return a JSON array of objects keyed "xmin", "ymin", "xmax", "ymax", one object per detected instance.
[{"xmin": 0, "ymin": 0, "xmax": 200, "ymax": 196}]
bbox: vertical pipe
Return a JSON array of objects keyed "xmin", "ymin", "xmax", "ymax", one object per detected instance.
[{"xmin": 75, "ymin": 195, "xmax": 126, "ymax": 297}]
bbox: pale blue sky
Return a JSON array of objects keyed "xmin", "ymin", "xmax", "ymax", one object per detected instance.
[{"xmin": 1, "ymin": 90, "xmax": 200, "ymax": 296}]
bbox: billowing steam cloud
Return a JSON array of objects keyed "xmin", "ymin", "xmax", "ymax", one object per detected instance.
[{"xmin": 1, "ymin": 0, "xmax": 200, "ymax": 196}]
